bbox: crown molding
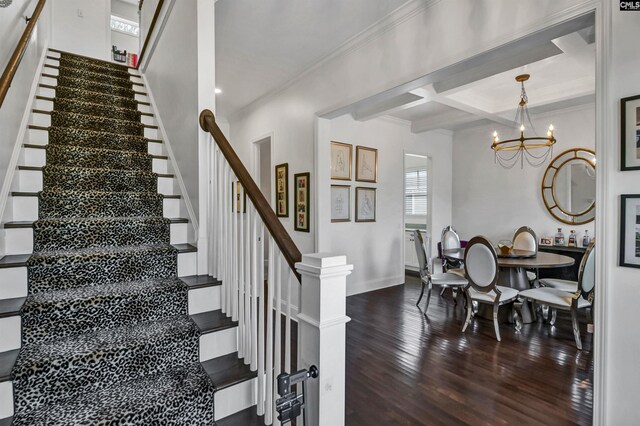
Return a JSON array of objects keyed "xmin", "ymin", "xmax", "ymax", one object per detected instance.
[
  {"xmin": 376, "ymin": 115, "xmax": 412, "ymax": 128},
  {"xmin": 229, "ymin": 0, "xmax": 442, "ymax": 122}
]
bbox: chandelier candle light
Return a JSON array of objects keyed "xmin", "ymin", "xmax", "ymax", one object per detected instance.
[{"xmin": 491, "ymin": 74, "xmax": 556, "ymax": 168}]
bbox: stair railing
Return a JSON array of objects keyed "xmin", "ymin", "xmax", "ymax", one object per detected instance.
[
  {"xmin": 200, "ymin": 109, "xmax": 302, "ymax": 425},
  {"xmin": 0, "ymin": 0, "xmax": 48, "ymax": 109}
]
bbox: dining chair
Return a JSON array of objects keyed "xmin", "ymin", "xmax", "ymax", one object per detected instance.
[
  {"xmin": 461, "ymin": 236, "xmax": 520, "ymax": 342},
  {"xmin": 413, "ymin": 230, "xmax": 468, "ymax": 312},
  {"xmin": 512, "ymin": 226, "xmax": 538, "ymax": 283},
  {"xmin": 518, "ymin": 240, "xmax": 595, "ymax": 350},
  {"xmin": 441, "ymin": 226, "xmax": 465, "ymax": 277}
]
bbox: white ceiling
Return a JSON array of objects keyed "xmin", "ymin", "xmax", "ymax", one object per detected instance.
[{"xmin": 215, "ymin": 0, "xmax": 409, "ymax": 118}]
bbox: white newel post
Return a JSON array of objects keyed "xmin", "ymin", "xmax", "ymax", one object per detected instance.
[{"xmin": 295, "ymin": 253, "xmax": 353, "ymax": 426}]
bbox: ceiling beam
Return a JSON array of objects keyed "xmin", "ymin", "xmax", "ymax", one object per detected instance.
[{"xmin": 351, "ymin": 93, "xmax": 423, "ymax": 121}]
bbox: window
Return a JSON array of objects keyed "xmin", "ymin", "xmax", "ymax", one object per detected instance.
[
  {"xmin": 405, "ymin": 166, "xmax": 427, "ymax": 216},
  {"xmin": 110, "ymin": 15, "xmax": 140, "ymax": 37}
]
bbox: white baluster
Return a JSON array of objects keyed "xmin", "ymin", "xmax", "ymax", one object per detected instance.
[
  {"xmin": 244, "ymin": 200, "xmax": 252, "ymax": 364},
  {"xmin": 238, "ymin": 183, "xmax": 245, "ymax": 358},
  {"xmin": 266, "ymin": 237, "xmax": 275, "ymax": 424},
  {"xmin": 257, "ymin": 221, "xmax": 266, "ymax": 416},
  {"xmin": 251, "ymin": 207, "xmax": 258, "ymax": 371},
  {"xmin": 273, "ymin": 249, "xmax": 282, "ymax": 426},
  {"xmin": 232, "ymin": 179, "xmax": 238, "ymax": 321},
  {"xmin": 285, "ymin": 267, "xmax": 292, "ymax": 375},
  {"xmin": 221, "ymin": 163, "xmax": 229, "ymax": 314}
]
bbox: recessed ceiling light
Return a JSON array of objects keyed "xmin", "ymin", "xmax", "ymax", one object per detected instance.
[{"xmin": 215, "ymin": 88, "xmax": 222, "ymax": 94}]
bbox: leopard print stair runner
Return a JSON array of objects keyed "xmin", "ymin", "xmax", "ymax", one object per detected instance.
[{"xmin": 11, "ymin": 52, "xmax": 216, "ymax": 425}]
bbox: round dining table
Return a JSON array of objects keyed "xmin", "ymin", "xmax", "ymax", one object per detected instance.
[{"xmin": 442, "ymin": 248, "xmax": 575, "ymax": 323}]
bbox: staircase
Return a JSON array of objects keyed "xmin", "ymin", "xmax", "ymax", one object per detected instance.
[{"xmin": 0, "ymin": 50, "xmax": 258, "ymax": 424}]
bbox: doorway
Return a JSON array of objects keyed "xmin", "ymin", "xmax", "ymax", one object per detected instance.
[
  {"xmin": 110, "ymin": 0, "xmax": 140, "ymax": 66},
  {"xmin": 403, "ymin": 153, "xmax": 430, "ymax": 273}
]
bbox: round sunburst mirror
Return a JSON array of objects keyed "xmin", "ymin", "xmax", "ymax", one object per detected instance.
[{"xmin": 541, "ymin": 148, "xmax": 596, "ymax": 225}]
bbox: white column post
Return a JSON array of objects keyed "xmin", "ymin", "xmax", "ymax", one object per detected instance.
[{"xmin": 295, "ymin": 253, "xmax": 352, "ymax": 426}]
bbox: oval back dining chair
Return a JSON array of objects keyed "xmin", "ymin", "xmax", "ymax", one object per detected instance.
[
  {"xmin": 413, "ymin": 230, "xmax": 467, "ymax": 313},
  {"xmin": 462, "ymin": 236, "xmax": 520, "ymax": 342},
  {"xmin": 441, "ymin": 226, "xmax": 464, "ymax": 275},
  {"xmin": 519, "ymin": 240, "xmax": 595, "ymax": 350},
  {"xmin": 513, "ymin": 226, "xmax": 538, "ymax": 283}
]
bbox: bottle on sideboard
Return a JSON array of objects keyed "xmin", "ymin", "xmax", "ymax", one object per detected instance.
[
  {"xmin": 568, "ymin": 230, "xmax": 577, "ymax": 247},
  {"xmin": 555, "ymin": 228, "xmax": 565, "ymax": 246},
  {"xmin": 583, "ymin": 230, "xmax": 591, "ymax": 247}
]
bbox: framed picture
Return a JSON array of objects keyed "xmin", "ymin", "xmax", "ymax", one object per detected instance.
[
  {"xmin": 233, "ymin": 181, "xmax": 247, "ymax": 213},
  {"xmin": 294, "ymin": 172, "xmax": 310, "ymax": 232},
  {"xmin": 621, "ymin": 94, "xmax": 640, "ymax": 170},
  {"xmin": 331, "ymin": 141, "xmax": 352, "ymax": 180},
  {"xmin": 356, "ymin": 146, "xmax": 378, "ymax": 182},
  {"xmin": 355, "ymin": 187, "xmax": 376, "ymax": 222},
  {"xmin": 331, "ymin": 185, "xmax": 350, "ymax": 222},
  {"xmin": 539, "ymin": 236, "xmax": 553, "ymax": 246},
  {"xmin": 275, "ymin": 163, "xmax": 289, "ymax": 217},
  {"xmin": 620, "ymin": 194, "xmax": 640, "ymax": 268}
]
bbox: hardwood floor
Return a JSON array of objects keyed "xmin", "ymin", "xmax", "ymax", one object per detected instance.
[{"xmin": 345, "ymin": 275, "xmax": 593, "ymax": 425}]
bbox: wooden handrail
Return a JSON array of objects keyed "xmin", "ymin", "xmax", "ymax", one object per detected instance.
[
  {"xmin": 0, "ymin": 0, "xmax": 47, "ymax": 109},
  {"xmin": 199, "ymin": 109, "xmax": 303, "ymax": 281},
  {"xmin": 136, "ymin": 0, "xmax": 165, "ymax": 70}
]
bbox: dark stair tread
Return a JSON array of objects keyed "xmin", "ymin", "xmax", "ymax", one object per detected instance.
[
  {"xmin": 0, "ymin": 349, "xmax": 20, "ymax": 382},
  {"xmin": 2, "ymin": 218, "xmax": 188, "ymax": 227},
  {"xmin": 0, "ymin": 416, "xmax": 11, "ymax": 426},
  {"xmin": 202, "ymin": 352, "xmax": 257, "ymax": 392},
  {"xmin": 49, "ymin": 48, "xmax": 131, "ymax": 69},
  {"xmin": 12, "ymin": 191, "xmax": 181, "ymax": 199},
  {"xmin": 216, "ymin": 406, "xmax": 264, "ymax": 426},
  {"xmin": 0, "ymin": 297, "xmax": 26, "ymax": 318},
  {"xmin": 0, "ymin": 254, "xmax": 30, "ymax": 268},
  {"xmin": 191, "ymin": 309, "xmax": 237, "ymax": 334},
  {"xmin": 173, "ymin": 243, "xmax": 197, "ymax": 253},
  {"xmin": 4, "ymin": 221, "xmax": 34, "ymax": 229},
  {"xmin": 181, "ymin": 275, "xmax": 221, "ymax": 290},
  {"xmin": 23, "ymin": 144, "xmax": 46, "ymax": 149}
]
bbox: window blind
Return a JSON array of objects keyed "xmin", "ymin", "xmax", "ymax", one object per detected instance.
[{"xmin": 405, "ymin": 167, "xmax": 427, "ymax": 215}]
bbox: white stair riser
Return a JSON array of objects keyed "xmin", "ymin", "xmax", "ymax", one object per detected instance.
[
  {"xmin": 188, "ymin": 286, "xmax": 220, "ymax": 315},
  {"xmin": 0, "ymin": 382, "xmax": 12, "ymax": 420},
  {"xmin": 4, "ymin": 222, "xmax": 188, "ymax": 256},
  {"xmin": 34, "ymin": 98, "xmax": 53, "ymax": 111},
  {"xmin": 135, "ymin": 94, "xmax": 149, "ymax": 103},
  {"xmin": 178, "ymin": 252, "xmax": 197, "ymax": 277},
  {"xmin": 148, "ymin": 142, "xmax": 164, "ymax": 156},
  {"xmin": 21, "ymin": 149, "xmax": 168, "ymax": 175},
  {"xmin": 10, "ymin": 196, "xmax": 180, "ymax": 222},
  {"xmin": 199, "ymin": 327, "xmax": 237, "ymax": 362},
  {"xmin": 37, "ymin": 87, "xmax": 55, "ymax": 98},
  {"xmin": 143, "ymin": 127, "xmax": 158, "ymax": 139},
  {"xmin": 40, "ymin": 76, "xmax": 57, "ymax": 87},
  {"xmin": 18, "ymin": 170, "xmax": 175, "ymax": 194},
  {"xmin": 138, "ymin": 104, "xmax": 152, "ymax": 114},
  {"xmin": 141, "ymin": 115, "xmax": 155, "ymax": 126},
  {"xmin": 214, "ymin": 378, "xmax": 258, "ymax": 421},
  {"xmin": 0, "ymin": 267, "xmax": 27, "ymax": 299},
  {"xmin": 31, "ymin": 112, "xmax": 50, "ymax": 127},
  {"xmin": 0, "ymin": 316, "xmax": 21, "ymax": 353}
]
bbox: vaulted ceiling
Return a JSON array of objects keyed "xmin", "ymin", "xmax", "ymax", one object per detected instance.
[{"xmin": 215, "ymin": 0, "xmax": 409, "ymax": 119}]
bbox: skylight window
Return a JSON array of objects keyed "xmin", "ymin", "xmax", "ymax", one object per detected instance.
[{"xmin": 110, "ymin": 15, "xmax": 139, "ymax": 37}]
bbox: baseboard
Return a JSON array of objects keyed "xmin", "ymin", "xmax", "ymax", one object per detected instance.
[
  {"xmin": 0, "ymin": 41, "xmax": 49, "ymax": 257},
  {"xmin": 139, "ymin": 73, "xmax": 199, "ymax": 239},
  {"xmin": 346, "ymin": 275, "xmax": 405, "ymax": 296}
]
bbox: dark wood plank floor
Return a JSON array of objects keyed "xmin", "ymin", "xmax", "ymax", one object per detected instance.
[{"xmin": 345, "ymin": 275, "xmax": 593, "ymax": 425}]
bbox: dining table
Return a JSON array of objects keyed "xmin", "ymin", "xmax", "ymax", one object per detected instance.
[{"xmin": 442, "ymin": 248, "xmax": 575, "ymax": 323}]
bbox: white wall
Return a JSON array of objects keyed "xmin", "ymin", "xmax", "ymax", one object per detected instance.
[
  {"xmin": 144, "ymin": 2, "xmax": 200, "ymax": 220},
  {"xmin": 0, "ymin": 0, "xmax": 52, "ymax": 257},
  {"xmin": 318, "ymin": 115, "xmax": 452, "ymax": 295},
  {"xmin": 52, "ymin": 0, "xmax": 110, "ymax": 60},
  {"xmin": 452, "ymin": 105, "xmax": 595, "ymax": 244},
  {"xmin": 139, "ymin": 0, "xmax": 159, "ymax": 47},
  {"xmin": 602, "ymin": 5, "xmax": 640, "ymax": 423}
]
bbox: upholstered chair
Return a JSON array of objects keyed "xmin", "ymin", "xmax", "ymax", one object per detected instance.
[
  {"xmin": 512, "ymin": 226, "xmax": 538, "ymax": 283},
  {"xmin": 440, "ymin": 226, "xmax": 465, "ymax": 277},
  {"xmin": 462, "ymin": 236, "xmax": 520, "ymax": 342},
  {"xmin": 518, "ymin": 240, "xmax": 595, "ymax": 350},
  {"xmin": 413, "ymin": 230, "xmax": 467, "ymax": 313}
]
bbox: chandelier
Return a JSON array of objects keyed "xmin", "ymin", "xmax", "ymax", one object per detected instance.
[{"xmin": 491, "ymin": 74, "xmax": 556, "ymax": 168}]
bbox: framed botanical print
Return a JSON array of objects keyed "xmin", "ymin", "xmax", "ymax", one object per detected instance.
[
  {"xmin": 275, "ymin": 163, "xmax": 289, "ymax": 217},
  {"xmin": 294, "ymin": 172, "xmax": 310, "ymax": 232},
  {"xmin": 330, "ymin": 185, "xmax": 350, "ymax": 222},
  {"xmin": 331, "ymin": 141, "xmax": 352, "ymax": 180},
  {"xmin": 621, "ymin": 94, "xmax": 640, "ymax": 170},
  {"xmin": 620, "ymin": 194, "xmax": 640, "ymax": 268},
  {"xmin": 356, "ymin": 146, "xmax": 378, "ymax": 183},
  {"xmin": 355, "ymin": 187, "xmax": 376, "ymax": 222}
]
